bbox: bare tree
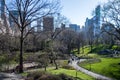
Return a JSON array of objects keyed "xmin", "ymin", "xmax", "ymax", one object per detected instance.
[
  {"xmin": 102, "ymin": 0, "xmax": 120, "ymax": 41},
  {"xmin": 87, "ymin": 25, "xmax": 94, "ymax": 52},
  {"xmin": 75, "ymin": 33, "xmax": 81, "ymax": 54},
  {"xmin": 101, "ymin": 22, "xmax": 116, "ymax": 46},
  {"xmin": 59, "ymin": 29, "xmax": 77, "ymax": 54},
  {"xmin": 4, "ymin": 0, "xmax": 60, "ymax": 73},
  {"xmin": 75, "ymin": 31, "xmax": 85, "ymax": 54},
  {"xmin": 54, "ymin": 13, "xmax": 70, "ymax": 28},
  {"xmin": 45, "ymin": 29, "xmax": 63, "ymax": 69},
  {"xmin": 101, "ymin": 30, "xmax": 115, "ymax": 45},
  {"xmin": 38, "ymin": 52, "xmax": 49, "ymax": 71}
]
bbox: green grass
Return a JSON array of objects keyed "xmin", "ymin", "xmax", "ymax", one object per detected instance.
[
  {"xmin": 22, "ymin": 59, "xmax": 95, "ymax": 80},
  {"xmin": 90, "ymin": 44, "xmax": 110, "ymax": 53},
  {"xmin": 79, "ymin": 58, "xmax": 120, "ymax": 80},
  {"xmin": 82, "ymin": 46, "xmax": 91, "ymax": 54},
  {"xmin": 73, "ymin": 47, "xmax": 91, "ymax": 57},
  {"xmin": 112, "ymin": 45, "xmax": 120, "ymax": 50},
  {"xmin": 24, "ymin": 67, "xmax": 94, "ymax": 80},
  {"xmin": 87, "ymin": 54, "xmax": 100, "ymax": 58},
  {"xmin": 73, "ymin": 44, "xmax": 118, "ymax": 58},
  {"xmin": 47, "ymin": 68, "xmax": 95, "ymax": 80}
]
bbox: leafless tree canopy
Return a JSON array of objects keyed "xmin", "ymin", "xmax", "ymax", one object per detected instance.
[
  {"xmin": 5, "ymin": 0, "xmax": 60, "ymax": 31},
  {"xmin": 4, "ymin": 0, "xmax": 61, "ymax": 73},
  {"xmin": 54, "ymin": 14, "xmax": 70, "ymax": 28},
  {"xmin": 102, "ymin": 0, "xmax": 120, "ymax": 40}
]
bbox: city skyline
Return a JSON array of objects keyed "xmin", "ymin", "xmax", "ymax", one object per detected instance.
[
  {"xmin": 1, "ymin": 0, "xmax": 108, "ymax": 29},
  {"xmin": 61, "ymin": 0, "xmax": 108, "ymax": 27}
]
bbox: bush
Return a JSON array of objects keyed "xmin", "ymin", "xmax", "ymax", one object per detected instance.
[
  {"xmin": 112, "ymin": 45, "xmax": 120, "ymax": 50},
  {"xmin": 38, "ymin": 74, "xmax": 61, "ymax": 80},
  {"xmin": 27, "ymin": 71, "xmax": 46, "ymax": 80},
  {"xmin": 59, "ymin": 73, "xmax": 74, "ymax": 80},
  {"xmin": 61, "ymin": 65, "xmax": 75, "ymax": 70},
  {"xmin": 26, "ymin": 71, "xmax": 75, "ymax": 80}
]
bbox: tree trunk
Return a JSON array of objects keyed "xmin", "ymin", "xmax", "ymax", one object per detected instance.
[
  {"xmin": 90, "ymin": 44, "xmax": 93, "ymax": 52},
  {"xmin": 82, "ymin": 44, "xmax": 84, "ymax": 54},
  {"xmin": 53, "ymin": 59, "xmax": 58, "ymax": 69},
  {"xmin": 19, "ymin": 31, "xmax": 24, "ymax": 73},
  {"xmin": 44, "ymin": 64, "xmax": 47, "ymax": 71},
  {"xmin": 67, "ymin": 45, "xmax": 71, "ymax": 54},
  {"xmin": 77, "ymin": 44, "xmax": 80, "ymax": 54}
]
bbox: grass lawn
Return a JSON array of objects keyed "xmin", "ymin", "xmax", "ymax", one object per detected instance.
[
  {"xmin": 79, "ymin": 58, "xmax": 120, "ymax": 80},
  {"xmin": 47, "ymin": 68, "xmax": 95, "ymax": 80},
  {"xmin": 23, "ymin": 67, "xmax": 94, "ymax": 80},
  {"xmin": 73, "ymin": 44, "xmax": 112, "ymax": 57},
  {"xmin": 73, "ymin": 46, "xmax": 91, "ymax": 56}
]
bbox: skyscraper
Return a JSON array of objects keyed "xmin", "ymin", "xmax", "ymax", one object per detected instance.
[
  {"xmin": 43, "ymin": 16, "xmax": 54, "ymax": 32},
  {"xmin": 37, "ymin": 19, "xmax": 42, "ymax": 32},
  {"xmin": 93, "ymin": 5, "xmax": 101, "ymax": 36},
  {"xmin": 95, "ymin": 5, "xmax": 101, "ymax": 25},
  {"xmin": 0, "ymin": 0, "xmax": 12, "ymax": 34},
  {"xmin": 84, "ymin": 5, "xmax": 101, "ymax": 37},
  {"xmin": 9, "ymin": 10, "xmax": 31, "ymax": 35},
  {"xmin": 9, "ymin": 10, "xmax": 19, "ymax": 27},
  {"xmin": 69, "ymin": 24, "xmax": 80, "ymax": 32},
  {"xmin": 9, "ymin": 10, "xmax": 20, "ymax": 35},
  {"xmin": 0, "ymin": 0, "xmax": 5, "ymax": 20}
]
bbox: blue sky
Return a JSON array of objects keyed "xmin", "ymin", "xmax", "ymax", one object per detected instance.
[{"xmin": 60, "ymin": 0, "xmax": 108, "ymax": 27}]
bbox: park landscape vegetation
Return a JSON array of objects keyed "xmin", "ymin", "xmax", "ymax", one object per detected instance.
[{"xmin": 0, "ymin": 0, "xmax": 120, "ymax": 80}]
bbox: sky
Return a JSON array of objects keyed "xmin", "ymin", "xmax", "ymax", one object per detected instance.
[{"xmin": 60, "ymin": 0, "xmax": 108, "ymax": 27}]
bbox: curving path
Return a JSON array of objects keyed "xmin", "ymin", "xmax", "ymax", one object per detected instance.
[{"xmin": 69, "ymin": 59, "xmax": 114, "ymax": 80}]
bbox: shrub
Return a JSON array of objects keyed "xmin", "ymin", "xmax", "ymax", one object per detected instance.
[
  {"xmin": 61, "ymin": 65, "xmax": 75, "ymax": 70},
  {"xmin": 27, "ymin": 71, "xmax": 46, "ymax": 80},
  {"xmin": 26, "ymin": 71, "xmax": 75, "ymax": 80},
  {"xmin": 112, "ymin": 45, "xmax": 120, "ymax": 50},
  {"xmin": 38, "ymin": 74, "xmax": 61, "ymax": 80},
  {"xmin": 59, "ymin": 73, "xmax": 74, "ymax": 80}
]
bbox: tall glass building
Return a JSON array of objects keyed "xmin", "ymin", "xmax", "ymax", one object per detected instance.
[{"xmin": 0, "ymin": 0, "xmax": 5, "ymax": 19}]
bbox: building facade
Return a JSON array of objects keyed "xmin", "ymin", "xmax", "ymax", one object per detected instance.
[
  {"xmin": 43, "ymin": 16, "xmax": 54, "ymax": 32},
  {"xmin": 0, "ymin": 0, "xmax": 12, "ymax": 34},
  {"xmin": 0, "ymin": 0, "xmax": 6, "ymax": 20},
  {"xmin": 84, "ymin": 5, "xmax": 101, "ymax": 37},
  {"xmin": 9, "ymin": 10, "xmax": 20, "ymax": 36},
  {"xmin": 93, "ymin": 5, "xmax": 101, "ymax": 36},
  {"xmin": 69, "ymin": 24, "xmax": 80, "ymax": 32},
  {"xmin": 37, "ymin": 19, "xmax": 42, "ymax": 32}
]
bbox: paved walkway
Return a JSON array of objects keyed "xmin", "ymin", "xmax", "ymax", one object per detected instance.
[
  {"xmin": 0, "ymin": 73, "xmax": 23, "ymax": 80},
  {"xmin": 69, "ymin": 59, "xmax": 114, "ymax": 80},
  {"xmin": 0, "ymin": 62, "xmax": 38, "ymax": 80},
  {"xmin": 1, "ymin": 62, "xmax": 38, "ymax": 71}
]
